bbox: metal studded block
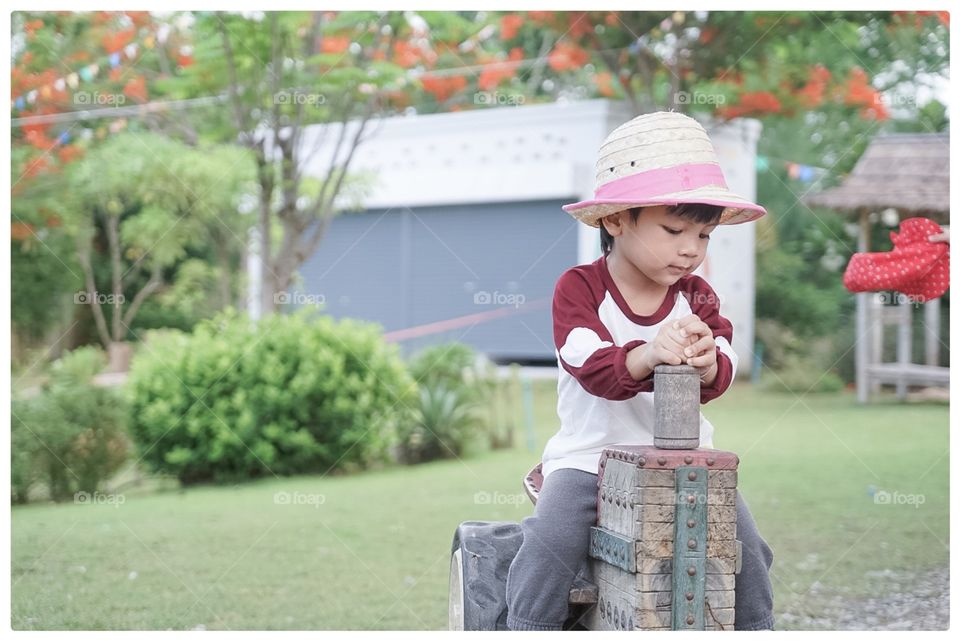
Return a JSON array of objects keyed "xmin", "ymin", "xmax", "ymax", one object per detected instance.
[{"xmin": 587, "ymin": 446, "xmax": 740, "ymax": 631}]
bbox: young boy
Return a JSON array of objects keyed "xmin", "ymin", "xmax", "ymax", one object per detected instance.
[{"xmin": 505, "ymin": 111, "xmax": 776, "ymax": 631}]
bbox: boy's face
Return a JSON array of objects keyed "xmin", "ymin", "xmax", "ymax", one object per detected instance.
[{"xmin": 601, "ymin": 205, "xmax": 718, "ymax": 287}]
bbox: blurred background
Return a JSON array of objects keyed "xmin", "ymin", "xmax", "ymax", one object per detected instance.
[{"xmin": 8, "ymin": 8, "xmax": 950, "ymax": 631}]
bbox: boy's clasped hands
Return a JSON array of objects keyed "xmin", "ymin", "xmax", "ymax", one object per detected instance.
[{"xmin": 637, "ymin": 314, "xmax": 718, "ymax": 383}]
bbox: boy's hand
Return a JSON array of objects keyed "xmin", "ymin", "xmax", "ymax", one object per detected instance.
[
  {"xmin": 674, "ymin": 314, "xmax": 718, "ymax": 375},
  {"xmin": 638, "ymin": 320, "xmax": 694, "ymax": 370}
]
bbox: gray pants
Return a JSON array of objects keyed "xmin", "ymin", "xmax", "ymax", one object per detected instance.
[{"xmin": 506, "ymin": 468, "xmax": 775, "ymax": 631}]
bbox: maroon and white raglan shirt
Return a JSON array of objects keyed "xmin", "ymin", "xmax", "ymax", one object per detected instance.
[{"xmin": 541, "ymin": 254, "xmax": 738, "ymax": 480}]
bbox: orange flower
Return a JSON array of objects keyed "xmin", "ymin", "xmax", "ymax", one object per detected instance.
[
  {"xmin": 594, "ymin": 71, "xmax": 615, "ymax": 97},
  {"xmin": 57, "ymin": 144, "xmax": 84, "ymax": 164},
  {"xmin": 478, "ymin": 59, "xmax": 517, "ymax": 91},
  {"xmin": 393, "ymin": 41, "xmax": 421, "ymax": 68},
  {"xmin": 795, "ymin": 64, "xmax": 831, "ymax": 108},
  {"xmin": 24, "ymin": 129, "xmax": 57, "ymax": 151},
  {"xmin": 125, "ymin": 11, "xmax": 152, "ymax": 28},
  {"xmin": 322, "ymin": 35, "xmax": 351, "ymax": 54},
  {"xmin": 11, "ymin": 222, "xmax": 35, "ymax": 241},
  {"xmin": 123, "ymin": 75, "xmax": 148, "ymax": 103},
  {"xmin": 566, "ymin": 12, "xmax": 594, "ymax": 38},
  {"xmin": 717, "ymin": 91, "xmax": 782, "ymax": 119},
  {"xmin": 24, "ymin": 19, "xmax": 44, "ymax": 38},
  {"xmin": 860, "ymin": 103, "xmax": 889, "ymax": 121},
  {"xmin": 843, "ymin": 67, "xmax": 886, "ymax": 119},
  {"xmin": 901, "ymin": 10, "xmax": 950, "ymax": 28},
  {"xmin": 420, "ymin": 74, "xmax": 467, "ymax": 102},
  {"xmin": 547, "ymin": 42, "xmax": 589, "ymax": 72},
  {"xmin": 501, "ymin": 14, "xmax": 524, "ymax": 41},
  {"xmin": 101, "ymin": 27, "xmax": 135, "ymax": 55}
]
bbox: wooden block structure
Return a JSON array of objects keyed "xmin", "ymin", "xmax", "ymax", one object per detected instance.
[{"xmin": 582, "ymin": 445, "xmax": 740, "ymax": 631}]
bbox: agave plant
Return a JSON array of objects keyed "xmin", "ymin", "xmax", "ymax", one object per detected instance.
[{"xmin": 401, "ymin": 384, "xmax": 480, "ymax": 464}]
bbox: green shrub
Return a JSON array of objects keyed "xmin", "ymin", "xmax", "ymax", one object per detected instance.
[
  {"xmin": 401, "ymin": 342, "xmax": 520, "ymax": 458},
  {"xmin": 756, "ymin": 320, "xmax": 845, "ymax": 393},
  {"xmin": 398, "ymin": 343, "xmax": 486, "ymax": 463},
  {"xmin": 397, "ymin": 384, "xmax": 481, "ymax": 464},
  {"xmin": 126, "ymin": 309, "xmax": 416, "ymax": 484},
  {"xmin": 11, "ymin": 346, "xmax": 129, "ymax": 503},
  {"xmin": 407, "ymin": 342, "xmax": 478, "ymax": 394}
]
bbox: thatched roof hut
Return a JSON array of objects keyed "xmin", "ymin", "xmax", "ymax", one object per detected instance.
[
  {"xmin": 804, "ymin": 131, "xmax": 949, "ymax": 403},
  {"xmin": 805, "ymin": 133, "xmax": 949, "ymax": 222}
]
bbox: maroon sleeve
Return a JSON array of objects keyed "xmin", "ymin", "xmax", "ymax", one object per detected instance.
[
  {"xmin": 680, "ymin": 276, "xmax": 736, "ymax": 403},
  {"xmin": 553, "ymin": 268, "xmax": 654, "ymax": 401}
]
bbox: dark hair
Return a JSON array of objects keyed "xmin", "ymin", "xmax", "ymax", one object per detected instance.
[{"xmin": 599, "ymin": 203, "xmax": 725, "ymax": 256}]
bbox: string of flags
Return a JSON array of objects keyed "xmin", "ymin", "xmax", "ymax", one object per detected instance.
[
  {"xmin": 11, "ymin": 28, "xmax": 180, "ymax": 113},
  {"xmin": 756, "ymin": 154, "xmax": 830, "ymax": 183}
]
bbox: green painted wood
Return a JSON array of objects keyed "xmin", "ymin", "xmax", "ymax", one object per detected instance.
[
  {"xmin": 672, "ymin": 466, "xmax": 708, "ymax": 630},
  {"xmin": 588, "ymin": 526, "xmax": 637, "ymax": 573}
]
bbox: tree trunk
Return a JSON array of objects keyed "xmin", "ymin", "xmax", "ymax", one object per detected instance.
[{"xmin": 107, "ymin": 340, "xmax": 134, "ymax": 373}]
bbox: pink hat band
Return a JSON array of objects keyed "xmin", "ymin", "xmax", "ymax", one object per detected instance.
[{"xmin": 594, "ymin": 163, "xmax": 728, "ymax": 200}]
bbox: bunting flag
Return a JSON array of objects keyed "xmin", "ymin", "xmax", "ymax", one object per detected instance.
[
  {"xmin": 11, "ymin": 31, "xmax": 169, "ymax": 113},
  {"xmin": 756, "ymin": 154, "xmax": 829, "ymax": 183}
]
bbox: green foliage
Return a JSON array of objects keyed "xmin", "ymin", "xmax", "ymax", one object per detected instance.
[
  {"xmin": 754, "ymin": 200, "xmax": 857, "ymax": 385},
  {"xmin": 407, "ymin": 342, "xmax": 478, "ymax": 395},
  {"xmin": 126, "ymin": 309, "xmax": 416, "ymax": 483},
  {"xmin": 400, "ymin": 343, "xmax": 519, "ymax": 459},
  {"xmin": 396, "ymin": 343, "xmax": 481, "ymax": 464},
  {"xmin": 11, "ymin": 346, "xmax": 130, "ymax": 503},
  {"xmin": 398, "ymin": 385, "xmax": 481, "ymax": 464},
  {"xmin": 755, "ymin": 319, "xmax": 845, "ymax": 393},
  {"xmin": 10, "ymin": 232, "xmax": 80, "ymax": 346},
  {"xmin": 51, "ymin": 132, "xmax": 256, "ymax": 340}
]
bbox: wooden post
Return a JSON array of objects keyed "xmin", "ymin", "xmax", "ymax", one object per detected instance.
[
  {"xmin": 869, "ymin": 294, "xmax": 883, "ymax": 397},
  {"xmin": 896, "ymin": 296, "xmax": 912, "ymax": 400},
  {"xmin": 653, "ymin": 364, "xmax": 701, "ymax": 449},
  {"xmin": 855, "ymin": 208, "xmax": 871, "ymax": 403},
  {"xmin": 925, "ymin": 298, "xmax": 941, "ymax": 367}
]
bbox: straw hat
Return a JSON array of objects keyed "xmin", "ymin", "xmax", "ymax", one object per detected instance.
[{"xmin": 562, "ymin": 111, "xmax": 767, "ymax": 227}]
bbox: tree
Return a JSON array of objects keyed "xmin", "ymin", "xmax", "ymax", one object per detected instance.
[
  {"xmin": 173, "ymin": 10, "xmax": 516, "ymax": 315},
  {"xmin": 56, "ymin": 132, "xmax": 253, "ymax": 370},
  {"xmin": 10, "ymin": 11, "xmax": 203, "ymax": 355}
]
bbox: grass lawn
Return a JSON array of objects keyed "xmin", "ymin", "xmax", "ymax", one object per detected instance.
[{"xmin": 11, "ymin": 379, "xmax": 948, "ymax": 630}]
